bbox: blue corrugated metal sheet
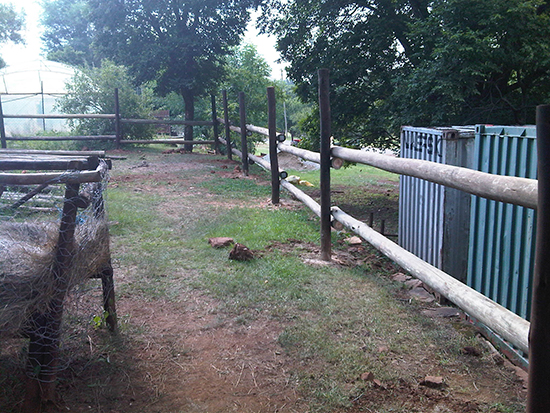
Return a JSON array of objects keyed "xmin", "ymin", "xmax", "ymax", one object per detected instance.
[
  {"xmin": 399, "ymin": 127, "xmax": 446, "ymax": 269},
  {"xmin": 399, "ymin": 127, "xmax": 474, "ymax": 280},
  {"xmin": 467, "ymin": 125, "xmax": 537, "ymax": 320}
]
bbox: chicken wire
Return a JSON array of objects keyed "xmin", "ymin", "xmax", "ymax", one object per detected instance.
[{"xmin": 0, "ymin": 164, "xmax": 113, "ymax": 381}]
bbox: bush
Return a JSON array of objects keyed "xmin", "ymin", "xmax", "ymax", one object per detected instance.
[{"xmin": 57, "ymin": 60, "xmax": 156, "ymax": 144}]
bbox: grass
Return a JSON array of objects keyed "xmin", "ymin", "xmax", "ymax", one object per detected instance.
[
  {"xmin": 0, "ymin": 147, "xmax": 524, "ymax": 412},
  {"xmin": 289, "ymin": 163, "xmax": 399, "ymax": 187},
  {"xmin": 99, "ymin": 149, "xmax": 523, "ymax": 412}
]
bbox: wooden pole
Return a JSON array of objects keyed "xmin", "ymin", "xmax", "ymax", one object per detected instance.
[
  {"xmin": 41, "ymin": 81, "xmax": 46, "ymax": 131},
  {"xmin": 0, "ymin": 97, "xmax": 7, "ymax": 149},
  {"xmin": 211, "ymin": 94, "xmax": 220, "ymax": 154},
  {"xmin": 527, "ymin": 104, "xmax": 550, "ymax": 412},
  {"xmin": 23, "ymin": 182, "xmax": 81, "ymax": 410},
  {"xmin": 278, "ymin": 143, "xmax": 321, "ymax": 164},
  {"xmin": 222, "ymin": 90, "xmax": 232, "ymax": 160},
  {"xmin": 114, "ymin": 88, "xmax": 122, "ymax": 149},
  {"xmin": 318, "ymin": 69, "xmax": 332, "ymax": 261},
  {"xmin": 239, "ymin": 92, "xmax": 249, "ymax": 176},
  {"xmin": 267, "ymin": 87, "xmax": 280, "ymax": 204}
]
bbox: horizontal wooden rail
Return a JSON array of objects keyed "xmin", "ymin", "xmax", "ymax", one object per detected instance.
[
  {"xmin": 331, "ymin": 146, "xmax": 538, "ymax": 210},
  {"xmin": 6, "ymin": 136, "xmax": 116, "ymax": 141},
  {"xmin": 278, "ymin": 142, "xmax": 321, "ymax": 164},
  {"xmin": 0, "ymin": 163, "xmax": 107, "ymax": 185},
  {"xmin": 246, "ymin": 124, "xmax": 269, "ymax": 136},
  {"xmin": 280, "ymin": 180, "xmax": 321, "ymax": 217},
  {"xmin": 217, "ymin": 117, "xmax": 269, "ymax": 137},
  {"xmin": 0, "ymin": 149, "xmax": 106, "ymax": 157},
  {"xmin": 3, "ymin": 114, "xmax": 115, "ymax": 119},
  {"xmin": 121, "ymin": 139, "xmax": 216, "ymax": 145},
  {"xmin": 121, "ymin": 119, "xmax": 214, "ymax": 126},
  {"xmin": 331, "ymin": 206, "xmax": 530, "ymax": 353}
]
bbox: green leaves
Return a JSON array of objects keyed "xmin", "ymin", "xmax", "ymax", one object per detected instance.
[
  {"xmin": 0, "ymin": 3, "xmax": 25, "ymax": 67},
  {"xmin": 260, "ymin": 0, "xmax": 550, "ymax": 147},
  {"xmin": 57, "ymin": 60, "xmax": 156, "ymax": 141}
]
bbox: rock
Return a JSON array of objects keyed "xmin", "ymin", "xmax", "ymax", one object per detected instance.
[
  {"xmin": 361, "ymin": 372, "xmax": 374, "ymax": 381},
  {"xmin": 404, "ymin": 279, "xmax": 423, "ymax": 289},
  {"xmin": 391, "ymin": 272, "xmax": 411, "ymax": 283},
  {"xmin": 409, "ymin": 287, "xmax": 435, "ymax": 303},
  {"xmin": 229, "ymin": 243, "xmax": 254, "ymax": 261},
  {"xmin": 208, "ymin": 237, "xmax": 235, "ymax": 248},
  {"xmin": 420, "ymin": 376, "xmax": 444, "ymax": 388},
  {"xmin": 372, "ymin": 379, "xmax": 385, "ymax": 389},
  {"xmin": 345, "ymin": 236, "xmax": 362, "ymax": 245}
]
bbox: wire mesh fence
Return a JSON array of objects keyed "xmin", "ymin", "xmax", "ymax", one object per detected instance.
[{"xmin": 0, "ymin": 163, "xmax": 114, "ymax": 385}]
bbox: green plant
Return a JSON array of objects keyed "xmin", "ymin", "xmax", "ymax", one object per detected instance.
[{"xmin": 57, "ymin": 60, "xmax": 156, "ymax": 144}]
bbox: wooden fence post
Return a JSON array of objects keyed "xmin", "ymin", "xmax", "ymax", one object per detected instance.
[
  {"xmin": 114, "ymin": 88, "xmax": 122, "ymax": 149},
  {"xmin": 0, "ymin": 97, "xmax": 7, "ymax": 149},
  {"xmin": 267, "ymin": 87, "xmax": 280, "ymax": 204},
  {"xmin": 23, "ymin": 182, "xmax": 81, "ymax": 411},
  {"xmin": 239, "ymin": 92, "xmax": 249, "ymax": 176},
  {"xmin": 318, "ymin": 68, "xmax": 331, "ymax": 261},
  {"xmin": 527, "ymin": 104, "xmax": 550, "ymax": 412},
  {"xmin": 222, "ymin": 90, "xmax": 232, "ymax": 160},
  {"xmin": 211, "ymin": 94, "xmax": 220, "ymax": 154}
]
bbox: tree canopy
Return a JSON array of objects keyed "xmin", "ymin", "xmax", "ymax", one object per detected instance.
[
  {"xmin": 0, "ymin": 3, "xmax": 25, "ymax": 68},
  {"xmin": 259, "ymin": 0, "xmax": 550, "ymax": 148},
  {"xmin": 40, "ymin": 0, "xmax": 97, "ymax": 67},
  {"xmin": 41, "ymin": 0, "xmax": 259, "ymax": 143}
]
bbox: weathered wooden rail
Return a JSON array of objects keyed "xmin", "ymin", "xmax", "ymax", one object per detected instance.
[{"xmin": 216, "ymin": 76, "xmax": 550, "ymax": 412}]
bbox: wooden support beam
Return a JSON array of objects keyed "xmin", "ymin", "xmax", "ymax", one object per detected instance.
[
  {"xmin": 222, "ymin": 90, "xmax": 232, "ymax": 160},
  {"xmin": 267, "ymin": 87, "xmax": 280, "ymax": 205},
  {"xmin": 527, "ymin": 104, "xmax": 550, "ymax": 412},
  {"xmin": 239, "ymin": 92, "xmax": 249, "ymax": 176}
]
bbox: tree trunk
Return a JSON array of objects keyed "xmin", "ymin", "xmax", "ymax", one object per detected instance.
[{"xmin": 181, "ymin": 88, "xmax": 195, "ymax": 152}]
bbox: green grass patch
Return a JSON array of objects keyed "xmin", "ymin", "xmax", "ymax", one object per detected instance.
[
  {"xmin": 196, "ymin": 176, "xmax": 272, "ymax": 199},
  {"xmin": 289, "ymin": 163, "xmax": 399, "ymax": 187}
]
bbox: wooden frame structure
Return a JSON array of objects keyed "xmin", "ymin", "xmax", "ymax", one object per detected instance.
[{"xmin": 0, "ymin": 150, "xmax": 116, "ymax": 412}]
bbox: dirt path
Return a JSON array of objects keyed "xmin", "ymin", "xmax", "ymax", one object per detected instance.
[{"xmin": 1, "ymin": 149, "xmax": 527, "ymax": 412}]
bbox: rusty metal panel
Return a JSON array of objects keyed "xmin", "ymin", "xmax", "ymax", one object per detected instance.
[
  {"xmin": 399, "ymin": 127, "xmax": 474, "ymax": 281},
  {"xmin": 467, "ymin": 125, "xmax": 537, "ymax": 320}
]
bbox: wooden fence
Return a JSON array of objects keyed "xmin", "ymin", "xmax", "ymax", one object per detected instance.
[
  {"xmin": 0, "ymin": 88, "xmax": 220, "ymax": 152},
  {"xmin": 216, "ymin": 72, "xmax": 550, "ymax": 413}
]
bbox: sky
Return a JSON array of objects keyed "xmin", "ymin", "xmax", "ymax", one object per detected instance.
[{"xmin": 1, "ymin": 0, "xmax": 287, "ymax": 79}]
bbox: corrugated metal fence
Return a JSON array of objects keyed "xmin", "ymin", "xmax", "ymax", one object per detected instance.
[
  {"xmin": 399, "ymin": 126, "xmax": 474, "ymax": 282},
  {"xmin": 400, "ymin": 125, "xmax": 537, "ymax": 320},
  {"xmin": 467, "ymin": 125, "xmax": 537, "ymax": 320}
]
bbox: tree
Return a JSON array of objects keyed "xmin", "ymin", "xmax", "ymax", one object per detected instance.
[
  {"xmin": 259, "ymin": 0, "xmax": 550, "ymax": 149},
  {"xmin": 57, "ymin": 60, "xmax": 155, "ymax": 145},
  {"xmin": 222, "ymin": 43, "xmax": 272, "ymax": 128},
  {"xmin": 40, "ymin": 0, "xmax": 98, "ymax": 67},
  {"xmin": 87, "ymin": 0, "xmax": 258, "ymax": 149},
  {"xmin": 0, "ymin": 3, "xmax": 25, "ymax": 68}
]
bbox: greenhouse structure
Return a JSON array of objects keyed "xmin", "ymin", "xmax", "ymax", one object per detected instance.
[{"xmin": 0, "ymin": 60, "xmax": 75, "ymax": 136}]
